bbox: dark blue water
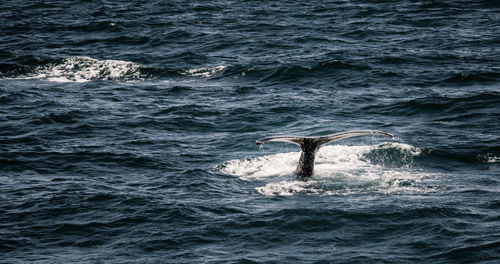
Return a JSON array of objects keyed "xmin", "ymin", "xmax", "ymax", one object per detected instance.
[{"xmin": 1, "ymin": 1, "xmax": 499, "ymax": 263}]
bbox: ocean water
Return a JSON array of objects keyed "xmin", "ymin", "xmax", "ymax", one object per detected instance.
[{"xmin": 1, "ymin": 0, "xmax": 499, "ymax": 263}]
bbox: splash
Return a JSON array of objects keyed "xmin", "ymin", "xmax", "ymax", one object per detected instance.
[
  {"xmin": 24, "ymin": 56, "xmax": 147, "ymax": 82},
  {"xmin": 217, "ymin": 143, "xmax": 441, "ymax": 196}
]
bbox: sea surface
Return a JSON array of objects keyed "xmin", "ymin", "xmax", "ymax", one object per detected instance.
[{"xmin": 1, "ymin": 1, "xmax": 499, "ymax": 263}]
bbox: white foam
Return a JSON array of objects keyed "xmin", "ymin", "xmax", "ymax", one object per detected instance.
[
  {"xmin": 180, "ymin": 65, "xmax": 227, "ymax": 78},
  {"xmin": 478, "ymin": 153, "xmax": 500, "ymax": 164},
  {"xmin": 218, "ymin": 143, "xmax": 441, "ymax": 196},
  {"xmin": 25, "ymin": 56, "xmax": 144, "ymax": 82}
]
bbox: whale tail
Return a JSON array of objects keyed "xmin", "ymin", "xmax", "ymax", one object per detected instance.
[{"xmin": 256, "ymin": 130, "xmax": 395, "ymax": 178}]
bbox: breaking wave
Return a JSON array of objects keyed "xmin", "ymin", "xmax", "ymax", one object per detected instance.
[
  {"xmin": 179, "ymin": 65, "xmax": 228, "ymax": 78},
  {"xmin": 26, "ymin": 56, "xmax": 151, "ymax": 82},
  {"xmin": 0, "ymin": 56, "xmax": 166, "ymax": 82},
  {"xmin": 0, "ymin": 56, "xmax": 232, "ymax": 82}
]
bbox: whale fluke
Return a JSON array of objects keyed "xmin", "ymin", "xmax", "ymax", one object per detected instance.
[{"xmin": 256, "ymin": 130, "xmax": 395, "ymax": 178}]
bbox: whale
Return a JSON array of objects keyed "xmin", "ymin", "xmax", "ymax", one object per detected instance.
[{"xmin": 256, "ymin": 130, "xmax": 394, "ymax": 178}]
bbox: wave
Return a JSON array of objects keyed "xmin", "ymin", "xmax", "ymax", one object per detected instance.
[
  {"xmin": 0, "ymin": 151, "xmax": 159, "ymax": 174},
  {"xmin": 4, "ymin": 56, "xmax": 495, "ymax": 87},
  {"xmin": 169, "ymin": 60, "xmax": 363, "ymax": 82},
  {"xmin": 364, "ymin": 92, "xmax": 500, "ymax": 116},
  {"xmin": 0, "ymin": 56, "xmax": 234, "ymax": 82},
  {"xmin": 0, "ymin": 56, "xmax": 169, "ymax": 82},
  {"xmin": 0, "ymin": 56, "xmax": 369, "ymax": 83},
  {"xmin": 170, "ymin": 60, "xmax": 369, "ymax": 83},
  {"xmin": 477, "ymin": 153, "xmax": 500, "ymax": 164},
  {"xmin": 216, "ymin": 143, "xmax": 442, "ymax": 196},
  {"xmin": 28, "ymin": 56, "xmax": 155, "ymax": 82},
  {"xmin": 258, "ymin": 59, "xmax": 369, "ymax": 83},
  {"xmin": 431, "ymin": 240, "xmax": 500, "ymax": 263},
  {"xmin": 179, "ymin": 65, "xmax": 228, "ymax": 78},
  {"xmin": 430, "ymin": 148, "xmax": 500, "ymax": 167},
  {"xmin": 436, "ymin": 72, "xmax": 500, "ymax": 86}
]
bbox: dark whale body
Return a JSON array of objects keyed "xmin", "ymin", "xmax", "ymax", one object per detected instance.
[{"xmin": 256, "ymin": 130, "xmax": 394, "ymax": 178}]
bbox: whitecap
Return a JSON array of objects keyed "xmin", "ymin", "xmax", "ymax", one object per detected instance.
[
  {"xmin": 180, "ymin": 65, "xmax": 227, "ymax": 78},
  {"xmin": 24, "ymin": 56, "xmax": 145, "ymax": 82},
  {"xmin": 478, "ymin": 153, "xmax": 500, "ymax": 164}
]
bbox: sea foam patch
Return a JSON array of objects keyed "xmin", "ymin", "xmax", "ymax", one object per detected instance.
[
  {"xmin": 21, "ymin": 56, "xmax": 146, "ymax": 82},
  {"xmin": 218, "ymin": 143, "xmax": 441, "ymax": 196},
  {"xmin": 180, "ymin": 65, "xmax": 227, "ymax": 78}
]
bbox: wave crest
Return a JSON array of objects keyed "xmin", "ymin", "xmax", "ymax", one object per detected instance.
[
  {"xmin": 179, "ymin": 65, "xmax": 228, "ymax": 78},
  {"xmin": 2, "ymin": 56, "xmax": 161, "ymax": 82},
  {"xmin": 33, "ymin": 56, "xmax": 148, "ymax": 82}
]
